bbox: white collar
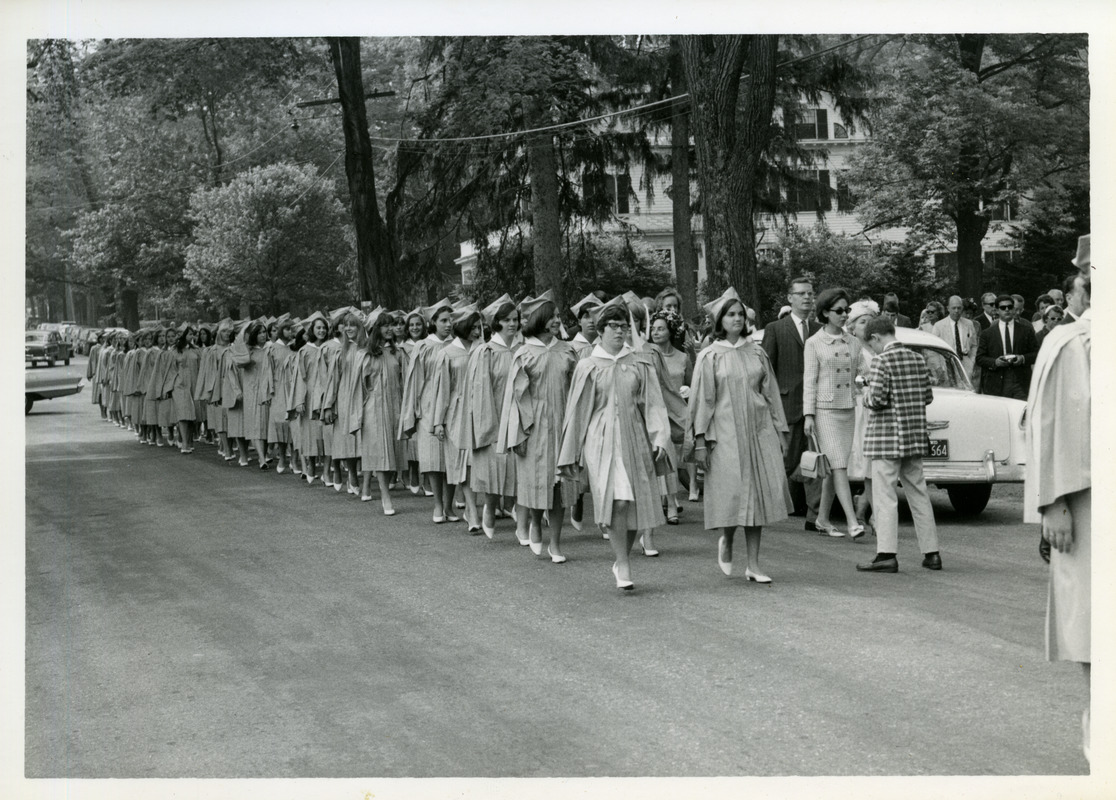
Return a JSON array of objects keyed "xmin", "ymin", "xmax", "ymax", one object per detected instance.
[
  {"xmin": 572, "ymin": 331, "xmax": 593, "ymax": 344},
  {"xmin": 525, "ymin": 336, "xmax": 556, "ymax": 349},
  {"xmin": 819, "ymin": 328, "xmax": 845, "ymax": 343},
  {"xmin": 425, "ymin": 333, "xmax": 444, "ymax": 344},
  {"xmin": 448, "ymin": 337, "xmax": 470, "ymax": 352},
  {"xmin": 591, "ymin": 343, "xmax": 632, "ymax": 362},
  {"xmin": 789, "ymin": 312, "xmax": 810, "ymax": 327},
  {"xmin": 717, "ymin": 336, "xmax": 751, "ymax": 349},
  {"xmin": 491, "ymin": 332, "xmax": 508, "ymax": 348},
  {"xmin": 999, "ymin": 319, "xmax": 1014, "ymax": 329}
]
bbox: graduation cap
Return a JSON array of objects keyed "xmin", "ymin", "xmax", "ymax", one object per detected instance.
[
  {"xmin": 591, "ymin": 295, "xmax": 629, "ymax": 328},
  {"xmin": 450, "ymin": 302, "xmax": 480, "ymax": 326},
  {"xmin": 518, "ymin": 289, "xmax": 555, "ymax": 320},
  {"xmin": 329, "ymin": 306, "xmax": 352, "ymax": 326},
  {"xmin": 364, "ymin": 306, "xmax": 386, "ymax": 332},
  {"xmin": 570, "ymin": 293, "xmax": 603, "ymax": 319},
  {"xmin": 265, "ymin": 316, "xmax": 278, "ymax": 327},
  {"xmin": 481, "ymin": 293, "xmax": 514, "ymax": 326},
  {"xmin": 404, "ymin": 306, "xmax": 425, "ymax": 324},
  {"xmin": 703, "ymin": 287, "xmax": 744, "ymax": 325},
  {"xmin": 451, "ymin": 298, "xmax": 470, "ymax": 310},
  {"xmin": 422, "ymin": 297, "xmax": 453, "ymax": 324}
]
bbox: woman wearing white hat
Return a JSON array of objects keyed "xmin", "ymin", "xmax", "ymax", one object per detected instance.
[
  {"xmin": 498, "ymin": 291, "xmax": 579, "ymax": 560},
  {"xmin": 462, "ymin": 295, "xmax": 526, "ymax": 540},
  {"xmin": 323, "ymin": 310, "xmax": 367, "ymax": 495},
  {"xmin": 689, "ymin": 288, "xmax": 792, "ymax": 583},
  {"xmin": 844, "ymin": 299, "xmax": 880, "ymax": 532},
  {"xmin": 559, "ymin": 296, "xmax": 673, "ymax": 588},
  {"xmin": 358, "ymin": 310, "xmax": 403, "ymax": 513},
  {"xmin": 400, "ymin": 299, "xmax": 456, "ymax": 522}
]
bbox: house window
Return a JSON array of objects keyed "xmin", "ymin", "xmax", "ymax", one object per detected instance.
[
  {"xmin": 790, "ymin": 170, "xmax": 831, "ymax": 213},
  {"xmin": 833, "ymin": 122, "xmax": 849, "ymax": 139},
  {"xmin": 836, "ymin": 176, "xmax": 856, "ymax": 212},
  {"xmin": 984, "ymin": 250, "xmax": 1020, "ymax": 269},
  {"xmin": 794, "ymin": 108, "xmax": 829, "ymax": 140},
  {"xmin": 988, "ymin": 198, "xmax": 1019, "ymax": 221},
  {"xmin": 605, "ymin": 173, "xmax": 631, "ymax": 215}
]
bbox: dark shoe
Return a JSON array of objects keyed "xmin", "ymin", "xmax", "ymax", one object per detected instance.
[
  {"xmin": 804, "ymin": 521, "xmax": 818, "ymax": 532},
  {"xmin": 856, "ymin": 557, "xmax": 898, "ymax": 573},
  {"xmin": 922, "ymin": 552, "xmax": 942, "ymax": 571}
]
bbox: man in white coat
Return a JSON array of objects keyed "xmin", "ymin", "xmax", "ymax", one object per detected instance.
[{"xmin": 931, "ymin": 295, "xmax": 978, "ymax": 379}]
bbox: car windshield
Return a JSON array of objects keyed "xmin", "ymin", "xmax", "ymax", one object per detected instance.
[
  {"xmin": 908, "ymin": 344, "xmax": 972, "ymax": 391},
  {"xmin": 26, "ymin": 332, "xmax": 46, "ymax": 342}
]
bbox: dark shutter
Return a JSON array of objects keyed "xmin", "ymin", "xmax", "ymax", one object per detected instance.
[
  {"xmin": 816, "ymin": 109, "xmax": 828, "ymax": 140},
  {"xmin": 616, "ymin": 173, "xmax": 631, "ymax": 214},
  {"xmin": 818, "ymin": 170, "xmax": 831, "ymax": 211}
]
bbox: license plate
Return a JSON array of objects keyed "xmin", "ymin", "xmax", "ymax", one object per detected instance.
[{"xmin": 927, "ymin": 439, "xmax": 949, "ymax": 459}]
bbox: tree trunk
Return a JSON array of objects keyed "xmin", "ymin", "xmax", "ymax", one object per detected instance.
[
  {"xmin": 117, "ymin": 284, "xmax": 140, "ymax": 330},
  {"xmin": 328, "ymin": 36, "xmax": 401, "ymax": 309},
  {"xmin": 528, "ymin": 132, "xmax": 564, "ymax": 310},
  {"xmin": 953, "ymin": 35, "xmax": 989, "ymax": 299},
  {"xmin": 669, "ymin": 37, "xmax": 699, "ymax": 322},
  {"xmin": 955, "ymin": 205, "xmax": 988, "ymax": 299},
  {"xmin": 682, "ymin": 35, "xmax": 779, "ymax": 318}
]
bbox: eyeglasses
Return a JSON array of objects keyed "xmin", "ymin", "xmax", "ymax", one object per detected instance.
[
  {"xmin": 997, "ymin": 305, "xmax": 1014, "ymax": 311},
  {"xmin": 604, "ymin": 321, "xmax": 631, "ymax": 333},
  {"xmin": 829, "ymin": 307, "xmax": 849, "ymax": 315},
  {"xmin": 790, "ymin": 291, "xmax": 815, "ymax": 298}
]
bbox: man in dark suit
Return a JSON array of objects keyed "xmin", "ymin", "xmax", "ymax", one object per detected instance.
[
  {"xmin": 1060, "ymin": 273, "xmax": 1088, "ymax": 326},
  {"xmin": 976, "ymin": 293, "xmax": 1039, "ymax": 400},
  {"xmin": 762, "ymin": 276, "xmax": 822, "ymax": 527},
  {"xmin": 883, "ymin": 293, "xmax": 912, "ymax": 328},
  {"xmin": 976, "ymin": 292, "xmax": 998, "ymax": 330}
]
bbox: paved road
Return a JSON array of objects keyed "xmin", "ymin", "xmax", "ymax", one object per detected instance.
[{"xmin": 25, "ymin": 359, "xmax": 1089, "ymax": 778}]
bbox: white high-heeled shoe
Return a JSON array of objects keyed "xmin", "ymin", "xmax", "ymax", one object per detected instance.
[
  {"xmin": 717, "ymin": 536, "xmax": 732, "ymax": 576},
  {"xmin": 611, "ymin": 563, "xmax": 633, "ymax": 590}
]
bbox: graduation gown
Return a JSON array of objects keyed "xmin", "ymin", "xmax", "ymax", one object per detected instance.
[
  {"xmin": 359, "ymin": 348, "xmax": 403, "ymax": 472},
  {"xmin": 267, "ymin": 340, "xmax": 293, "ymax": 443},
  {"xmin": 558, "ymin": 344, "xmax": 673, "ymax": 530},
  {"xmin": 294, "ymin": 342, "xmax": 326, "ymax": 457},
  {"xmin": 462, "ymin": 333, "xmax": 519, "ymax": 496},
  {"xmin": 324, "ymin": 342, "xmax": 364, "ymax": 459},
  {"xmin": 231, "ymin": 345, "xmax": 271, "ymax": 441},
  {"xmin": 497, "ymin": 336, "xmax": 578, "ymax": 510},
  {"xmin": 397, "ymin": 340, "xmax": 420, "ymax": 463},
  {"xmin": 689, "ymin": 338, "xmax": 793, "ymax": 528},
  {"xmin": 399, "ymin": 334, "xmax": 450, "ymax": 472},
  {"xmin": 171, "ymin": 347, "xmax": 200, "ymax": 422},
  {"xmin": 432, "ymin": 337, "xmax": 475, "ymax": 485}
]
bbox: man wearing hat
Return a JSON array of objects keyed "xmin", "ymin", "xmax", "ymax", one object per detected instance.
[{"xmin": 1026, "ymin": 234, "xmax": 1092, "ymax": 762}]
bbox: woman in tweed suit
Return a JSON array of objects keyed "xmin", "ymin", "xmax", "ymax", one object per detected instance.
[{"xmin": 803, "ymin": 288, "xmax": 866, "ymax": 539}]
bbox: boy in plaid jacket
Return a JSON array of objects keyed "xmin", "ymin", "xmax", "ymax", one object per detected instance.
[{"xmin": 857, "ymin": 316, "xmax": 942, "ymax": 573}]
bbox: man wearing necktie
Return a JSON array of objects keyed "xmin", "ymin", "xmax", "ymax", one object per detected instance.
[
  {"xmin": 932, "ymin": 295, "xmax": 977, "ymax": 379},
  {"xmin": 975, "ymin": 293, "xmax": 1038, "ymax": 399},
  {"xmin": 762, "ymin": 277, "xmax": 822, "ymax": 527}
]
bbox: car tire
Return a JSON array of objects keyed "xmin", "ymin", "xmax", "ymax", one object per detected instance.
[
  {"xmin": 65, "ymin": 357, "xmax": 70, "ymax": 366},
  {"xmin": 25, "ymin": 396, "xmax": 33, "ymax": 415},
  {"xmin": 946, "ymin": 484, "xmax": 992, "ymax": 516},
  {"xmin": 47, "ymin": 359, "xmax": 55, "ymax": 367}
]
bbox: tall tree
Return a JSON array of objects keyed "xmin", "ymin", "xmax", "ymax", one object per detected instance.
[
  {"xmin": 668, "ymin": 36, "xmax": 699, "ymax": 320},
  {"xmin": 681, "ymin": 35, "xmax": 779, "ymax": 313},
  {"xmin": 846, "ymin": 34, "xmax": 1088, "ymax": 298},
  {"xmin": 327, "ymin": 36, "xmax": 407, "ymax": 309}
]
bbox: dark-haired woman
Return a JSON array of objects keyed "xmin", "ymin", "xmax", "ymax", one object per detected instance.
[
  {"xmin": 130, "ymin": 330, "xmax": 154, "ymax": 443},
  {"xmin": 146, "ymin": 328, "xmax": 176, "ymax": 448},
  {"xmin": 498, "ymin": 292, "xmax": 579, "ymax": 559},
  {"xmin": 804, "ymin": 287, "xmax": 866, "ymax": 538},
  {"xmin": 398, "ymin": 310, "xmax": 427, "ymax": 494},
  {"xmin": 689, "ymin": 288, "xmax": 792, "ymax": 583},
  {"xmin": 294, "ymin": 314, "xmax": 329, "ymax": 482},
  {"xmin": 195, "ymin": 326, "xmax": 214, "ymax": 442},
  {"xmin": 323, "ymin": 311, "xmax": 367, "ymax": 495},
  {"xmin": 268, "ymin": 319, "xmax": 295, "ymax": 473},
  {"xmin": 202, "ymin": 322, "xmax": 234, "ymax": 460},
  {"xmin": 434, "ymin": 306, "xmax": 484, "ymax": 531},
  {"xmin": 464, "ymin": 297, "xmax": 526, "ymax": 541},
  {"xmin": 172, "ymin": 325, "xmax": 201, "ymax": 453},
  {"xmin": 230, "ymin": 320, "xmax": 272, "ymax": 469},
  {"xmin": 317, "ymin": 316, "xmax": 344, "ymax": 487},
  {"xmin": 401, "ymin": 302, "xmax": 455, "ymax": 522},
  {"xmin": 359, "ymin": 311, "xmax": 403, "ymax": 514},
  {"xmin": 648, "ymin": 308, "xmax": 693, "ymax": 535},
  {"xmin": 559, "ymin": 298, "xmax": 673, "ymax": 587}
]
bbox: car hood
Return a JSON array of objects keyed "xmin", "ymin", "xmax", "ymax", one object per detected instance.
[{"xmin": 926, "ymin": 388, "xmax": 1026, "ymax": 463}]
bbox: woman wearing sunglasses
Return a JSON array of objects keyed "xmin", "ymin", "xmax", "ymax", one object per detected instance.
[{"xmin": 803, "ymin": 287, "xmax": 867, "ymax": 539}]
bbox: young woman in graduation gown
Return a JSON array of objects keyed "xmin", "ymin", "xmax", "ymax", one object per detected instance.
[
  {"xmin": 145, "ymin": 328, "xmax": 176, "ymax": 448},
  {"xmin": 397, "ymin": 310, "xmax": 428, "ymax": 495},
  {"xmin": 689, "ymin": 288, "xmax": 793, "ymax": 584},
  {"xmin": 463, "ymin": 295, "xmax": 527, "ymax": 542},
  {"xmin": 316, "ymin": 312, "xmax": 346, "ymax": 488},
  {"xmin": 400, "ymin": 300, "xmax": 455, "ymax": 522},
  {"xmin": 434, "ymin": 305, "xmax": 483, "ymax": 532},
  {"xmin": 267, "ymin": 317, "xmax": 296, "ymax": 473},
  {"xmin": 171, "ymin": 325, "xmax": 201, "ymax": 453},
  {"xmin": 202, "ymin": 321, "xmax": 234, "ymax": 461},
  {"xmin": 230, "ymin": 320, "xmax": 273, "ymax": 469},
  {"xmin": 558, "ymin": 298, "xmax": 673, "ymax": 588},
  {"xmin": 323, "ymin": 310, "xmax": 367, "ymax": 496},
  {"xmin": 497, "ymin": 291, "xmax": 579, "ymax": 560},
  {"xmin": 647, "ymin": 307, "xmax": 694, "ymax": 536},
  {"xmin": 359, "ymin": 310, "xmax": 403, "ymax": 514},
  {"xmin": 294, "ymin": 313, "xmax": 329, "ymax": 483}
]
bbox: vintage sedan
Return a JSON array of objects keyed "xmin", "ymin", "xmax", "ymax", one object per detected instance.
[
  {"xmin": 25, "ymin": 330, "xmax": 71, "ymax": 367},
  {"xmin": 848, "ymin": 327, "xmax": 1027, "ymax": 515},
  {"xmin": 26, "ymin": 368, "xmax": 84, "ymax": 414}
]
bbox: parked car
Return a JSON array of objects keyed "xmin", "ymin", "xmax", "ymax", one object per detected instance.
[
  {"xmin": 851, "ymin": 327, "xmax": 1026, "ymax": 515},
  {"xmin": 25, "ymin": 330, "xmax": 72, "ymax": 367},
  {"xmin": 26, "ymin": 367, "xmax": 84, "ymax": 413}
]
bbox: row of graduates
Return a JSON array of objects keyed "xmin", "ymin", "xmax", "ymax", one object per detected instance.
[{"xmin": 91, "ymin": 287, "xmax": 793, "ymax": 591}]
